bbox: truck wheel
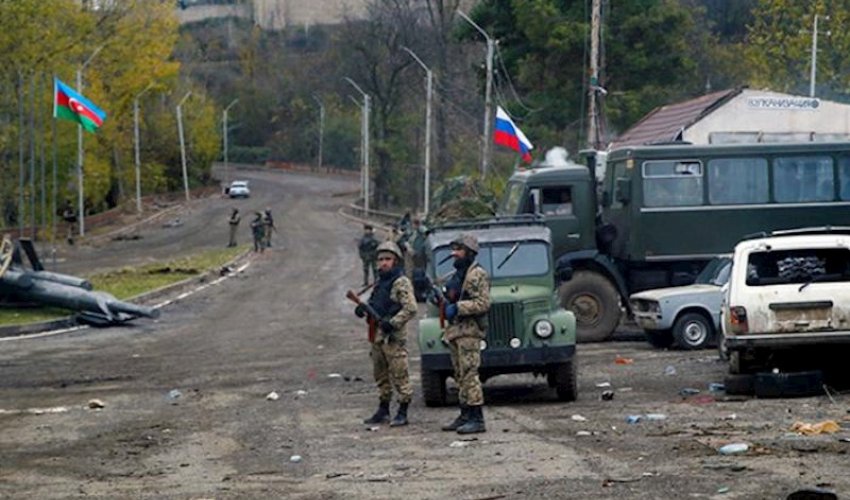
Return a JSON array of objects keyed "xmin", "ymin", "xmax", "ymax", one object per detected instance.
[
  {"xmin": 559, "ymin": 271, "xmax": 620, "ymax": 342},
  {"xmin": 672, "ymin": 312, "xmax": 714, "ymax": 350},
  {"xmin": 644, "ymin": 329, "xmax": 674, "ymax": 348},
  {"xmin": 421, "ymin": 370, "xmax": 447, "ymax": 407},
  {"xmin": 552, "ymin": 360, "xmax": 578, "ymax": 402}
]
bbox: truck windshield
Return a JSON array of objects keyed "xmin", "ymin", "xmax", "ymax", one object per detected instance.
[
  {"xmin": 498, "ymin": 182, "xmax": 525, "ymax": 215},
  {"xmin": 433, "ymin": 241, "xmax": 550, "ymax": 279}
]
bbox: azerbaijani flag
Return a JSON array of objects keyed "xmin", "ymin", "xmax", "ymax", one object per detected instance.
[
  {"xmin": 54, "ymin": 78, "xmax": 107, "ymax": 133},
  {"xmin": 494, "ymin": 106, "xmax": 533, "ymax": 163}
]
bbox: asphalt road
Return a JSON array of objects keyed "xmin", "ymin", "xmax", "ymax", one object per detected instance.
[{"xmin": 0, "ymin": 168, "xmax": 848, "ymax": 499}]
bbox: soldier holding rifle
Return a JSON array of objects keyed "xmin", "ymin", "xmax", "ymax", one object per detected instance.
[{"xmin": 348, "ymin": 241, "xmax": 417, "ymax": 427}]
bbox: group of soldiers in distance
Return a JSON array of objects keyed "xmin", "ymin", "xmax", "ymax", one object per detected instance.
[
  {"xmin": 355, "ymin": 213, "xmax": 490, "ymax": 433},
  {"xmin": 228, "ymin": 208, "xmax": 275, "ymax": 251}
]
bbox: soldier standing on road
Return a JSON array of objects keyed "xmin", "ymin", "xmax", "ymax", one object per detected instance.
[
  {"xmin": 355, "ymin": 241, "xmax": 418, "ymax": 427},
  {"xmin": 61, "ymin": 200, "xmax": 77, "ymax": 245},
  {"xmin": 441, "ymin": 233, "xmax": 491, "ymax": 434},
  {"xmin": 262, "ymin": 208, "xmax": 275, "ymax": 248},
  {"xmin": 250, "ymin": 212, "xmax": 265, "ymax": 253},
  {"xmin": 357, "ymin": 224, "xmax": 379, "ymax": 286},
  {"xmin": 227, "ymin": 208, "xmax": 241, "ymax": 247}
]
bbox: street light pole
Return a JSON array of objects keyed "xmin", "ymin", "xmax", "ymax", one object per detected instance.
[
  {"xmin": 311, "ymin": 94, "xmax": 325, "ymax": 172},
  {"xmin": 457, "ymin": 10, "xmax": 495, "ymax": 179},
  {"xmin": 76, "ymin": 45, "xmax": 103, "ymax": 237},
  {"xmin": 402, "ymin": 46, "xmax": 433, "ymax": 217},
  {"xmin": 134, "ymin": 82, "xmax": 154, "ymax": 214},
  {"xmin": 344, "ymin": 77, "xmax": 371, "ymax": 212},
  {"xmin": 223, "ymin": 98, "xmax": 239, "ymax": 186},
  {"xmin": 348, "ymin": 95, "xmax": 365, "ymax": 200},
  {"xmin": 176, "ymin": 91, "xmax": 192, "ymax": 202}
]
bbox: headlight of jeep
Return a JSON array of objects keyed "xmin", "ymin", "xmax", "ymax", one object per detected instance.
[{"xmin": 534, "ymin": 319, "xmax": 554, "ymax": 338}]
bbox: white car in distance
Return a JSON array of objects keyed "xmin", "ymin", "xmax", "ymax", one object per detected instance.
[{"xmin": 228, "ymin": 180, "xmax": 250, "ymax": 198}]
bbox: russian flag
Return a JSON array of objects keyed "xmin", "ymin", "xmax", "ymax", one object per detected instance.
[{"xmin": 494, "ymin": 106, "xmax": 533, "ymax": 163}]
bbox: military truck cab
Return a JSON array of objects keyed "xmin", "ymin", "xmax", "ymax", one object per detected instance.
[{"xmin": 418, "ymin": 218, "xmax": 577, "ymax": 406}]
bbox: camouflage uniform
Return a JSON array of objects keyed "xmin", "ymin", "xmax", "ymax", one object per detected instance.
[
  {"xmin": 262, "ymin": 209, "xmax": 275, "ymax": 248},
  {"xmin": 359, "ymin": 241, "xmax": 418, "ymax": 426},
  {"xmin": 357, "ymin": 226, "xmax": 379, "ymax": 286},
  {"xmin": 250, "ymin": 213, "xmax": 265, "ymax": 253},
  {"xmin": 442, "ymin": 233, "xmax": 490, "ymax": 434}
]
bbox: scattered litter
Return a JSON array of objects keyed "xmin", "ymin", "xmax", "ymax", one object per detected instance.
[
  {"xmin": 722, "ymin": 413, "xmax": 738, "ymax": 421},
  {"xmin": 576, "ymin": 431, "xmax": 592, "ymax": 437},
  {"xmin": 162, "ymin": 218, "xmax": 183, "ymax": 228},
  {"xmin": 718, "ymin": 443, "xmax": 749, "ymax": 455},
  {"xmin": 326, "ymin": 472, "xmax": 348, "ymax": 479},
  {"xmin": 317, "ymin": 345, "xmax": 325, "ymax": 350},
  {"xmin": 167, "ymin": 389, "xmax": 182, "ymax": 400},
  {"xmin": 450, "ymin": 440, "xmax": 471, "ymax": 448},
  {"xmin": 679, "ymin": 388, "xmax": 700, "ymax": 396},
  {"xmin": 664, "ymin": 365, "xmax": 677, "ymax": 376},
  {"xmin": 295, "ymin": 390, "xmax": 308, "ymax": 397},
  {"xmin": 790, "ymin": 420, "xmax": 841, "ymax": 436},
  {"xmin": 595, "ymin": 382, "xmax": 612, "ymax": 388},
  {"xmin": 266, "ymin": 391, "xmax": 280, "ymax": 401},
  {"xmin": 0, "ymin": 406, "xmax": 72, "ymax": 415},
  {"xmin": 626, "ymin": 415, "xmax": 642, "ymax": 424},
  {"xmin": 219, "ymin": 265, "xmax": 234, "ymax": 276},
  {"xmin": 709, "ymin": 383, "xmax": 726, "ymax": 392},
  {"xmin": 839, "ymin": 438, "xmax": 850, "ymax": 443},
  {"xmin": 367, "ymin": 426, "xmax": 380, "ymax": 432},
  {"xmin": 618, "ymin": 387, "xmax": 633, "ymax": 392},
  {"xmin": 601, "ymin": 390, "xmax": 615, "ymax": 401},
  {"xmin": 717, "ymin": 486, "xmax": 730, "ymax": 494},
  {"xmin": 645, "ymin": 413, "xmax": 667, "ymax": 421},
  {"xmin": 571, "ymin": 414, "xmax": 588, "ymax": 422},
  {"xmin": 87, "ymin": 399, "xmax": 105, "ymax": 410},
  {"xmin": 112, "ymin": 234, "xmax": 141, "ymax": 241},
  {"xmin": 614, "ymin": 356, "xmax": 633, "ymax": 365},
  {"xmin": 328, "ymin": 373, "xmax": 343, "ymax": 379},
  {"xmin": 290, "ymin": 455, "xmax": 302, "ymax": 463}
]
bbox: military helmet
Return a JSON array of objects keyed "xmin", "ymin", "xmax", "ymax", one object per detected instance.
[
  {"xmin": 451, "ymin": 233, "xmax": 479, "ymax": 254},
  {"xmin": 376, "ymin": 241, "xmax": 403, "ymax": 260}
]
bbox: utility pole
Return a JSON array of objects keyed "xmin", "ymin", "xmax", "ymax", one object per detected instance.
[
  {"xmin": 809, "ymin": 14, "xmax": 830, "ymax": 97},
  {"xmin": 588, "ymin": 0, "xmax": 601, "ymax": 149},
  {"xmin": 134, "ymin": 83, "xmax": 154, "ymax": 214},
  {"xmin": 458, "ymin": 10, "xmax": 495, "ymax": 179},
  {"xmin": 402, "ymin": 46, "xmax": 433, "ymax": 216},
  {"xmin": 345, "ymin": 77, "xmax": 371, "ymax": 212},
  {"xmin": 176, "ymin": 91, "xmax": 192, "ymax": 202},
  {"xmin": 223, "ymin": 98, "xmax": 239, "ymax": 185},
  {"xmin": 76, "ymin": 45, "xmax": 103, "ymax": 237},
  {"xmin": 311, "ymin": 94, "xmax": 325, "ymax": 172}
]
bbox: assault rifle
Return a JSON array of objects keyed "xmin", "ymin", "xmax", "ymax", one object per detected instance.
[{"xmin": 345, "ymin": 285, "xmax": 380, "ymax": 342}]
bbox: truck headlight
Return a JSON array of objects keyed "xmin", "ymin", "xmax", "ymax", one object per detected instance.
[{"xmin": 534, "ymin": 319, "xmax": 554, "ymax": 338}]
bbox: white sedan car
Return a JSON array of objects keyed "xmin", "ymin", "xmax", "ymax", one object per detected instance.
[{"xmin": 228, "ymin": 180, "xmax": 250, "ymax": 198}]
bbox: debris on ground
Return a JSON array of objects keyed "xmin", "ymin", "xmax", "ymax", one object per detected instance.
[
  {"xmin": 167, "ymin": 389, "xmax": 182, "ymax": 400},
  {"xmin": 664, "ymin": 365, "xmax": 677, "ymax": 376},
  {"xmin": 614, "ymin": 356, "xmax": 634, "ymax": 365},
  {"xmin": 111, "ymin": 234, "xmax": 142, "ymax": 241},
  {"xmin": 571, "ymin": 414, "xmax": 588, "ymax": 422},
  {"xmin": 601, "ymin": 390, "xmax": 615, "ymax": 401},
  {"xmin": 162, "ymin": 218, "xmax": 183, "ymax": 228},
  {"xmin": 219, "ymin": 265, "xmax": 234, "ymax": 276},
  {"xmin": 790, "ymin": 420, "xmax": 841, "ymax": 435},
  {"xmin": 679, "ymin": 388, "xmax": 700, "ymax": 396},
  {"xmin": 295, "ymin": 390, "xmax": 308, "ymax": 397},
  {"xmin": 266, "ymin": 391, "xmax": 280, "ymax": 401},
  {"xmin": 718, "ymin": 443, "xmax": 749, "ymax": 455},
  {"xmin": 87, "ymin": 399, "xmax": 105, "ymax": 410},
  {"xmin": 290, "ymin": 455, "xmax": 302, "ymax": 463},
  {"xmin": 596, "ymin": 382, "xmax": 611, "ymax": 388},
  {"xmin": 328, "ymin": 373, "xmax": 343, "ymax": 379},
  {"xmin": 709, "ymin": 383, "xmax": 726, "ymax": 392}
]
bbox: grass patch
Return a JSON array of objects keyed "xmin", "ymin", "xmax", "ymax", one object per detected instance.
[{"xmin": 0, "ymin": 245, "xmax": 248, "ymax": 326}]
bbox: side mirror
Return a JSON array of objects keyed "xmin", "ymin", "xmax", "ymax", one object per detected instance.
[{"xmin": 615, "ymin": 178, "xmax": 631, "ymax": 204}]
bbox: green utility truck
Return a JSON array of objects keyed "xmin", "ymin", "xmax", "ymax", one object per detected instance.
[
  {"xmin": 499, "ymin": 142, "xmax": 850, "ymax": 342},
  {"xmin": 418, "ymin": 218, "xmax": 577, "ymax": 406}
]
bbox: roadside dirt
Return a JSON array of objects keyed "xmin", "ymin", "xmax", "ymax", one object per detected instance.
[{"xmin": 0, "ymin": 168, "xmax": 848, "ymax": 499}]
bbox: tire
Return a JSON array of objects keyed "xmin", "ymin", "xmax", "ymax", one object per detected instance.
[
  {"xmin": 644, "ymin": 329, "xmax": 674, "ymax": 348},
  {"xmin": 421, "ymin": 370, "xmax": 447, "ymax": 407},
  {"xmin": 672, "ymin": 312, "xmax": 714, "ymax": 350},
  {"xmin": 552, "ymin": 360, "xmax": 578, "ymax": 402},
  {"xmin": 724, "ymin": 374, "xmax": 755, "ymax": 395},
  {"xmin": 558, "ymin": 270, "xmax": 621, "ymax": 343}
]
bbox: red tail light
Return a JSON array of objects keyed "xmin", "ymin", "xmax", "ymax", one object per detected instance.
[{"xmin": 730, "ymin": 306, "xmax": 748, "ymax": 334}]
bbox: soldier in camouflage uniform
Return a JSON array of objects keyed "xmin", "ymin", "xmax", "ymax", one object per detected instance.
[
  {"xmin": 441, "ymin": 233, "xmax": 491, "ymax": 434},
  {"xmin": 357, "ymin": 224, "xmax": 379, "ymax": 286},
  {"xmin": 354, "ymin": 241, "xmax": 418, "ymax": 426}
]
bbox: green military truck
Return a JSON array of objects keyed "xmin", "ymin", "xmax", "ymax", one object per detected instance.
[
  {"xmin": 499, "ymin": 141, "xmax": 850, "ymax": 342},
  {"xmin": 418, "ymin": 218, "xmax": 577, "ymax": 406}
]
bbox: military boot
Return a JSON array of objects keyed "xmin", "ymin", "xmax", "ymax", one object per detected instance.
[
  {"xmin": 456, "ymin": 405, "xmax": 486, "ymax": 434},
  {"xmin": 390, "ymin": 402, "xmax": 409, "ymax": 427},
  {"xmin": 363, "ymin": 401, "xmax": 391, "ymax": 424},
  {"xmin": 441, "ymin": 405, "xmax": 468, "ymax": 431}
]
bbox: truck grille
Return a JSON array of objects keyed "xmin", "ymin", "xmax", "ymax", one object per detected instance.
[{"xmin": 487, "ymin": 303, "xmax": 517, "ymax": 348}]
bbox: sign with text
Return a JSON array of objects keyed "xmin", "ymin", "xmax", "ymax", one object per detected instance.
[{"xmin": 747, "ymin": 96, "xmax": 820, "ymax": 110}]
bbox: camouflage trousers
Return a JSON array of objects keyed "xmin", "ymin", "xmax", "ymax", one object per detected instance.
[
  {"xmin": 449, "ymin": 336, "xmax": 484, "ymax": 406},
  {"xmin": 371, "ymin": 338, "xmax": 413, "ymax": 404}
]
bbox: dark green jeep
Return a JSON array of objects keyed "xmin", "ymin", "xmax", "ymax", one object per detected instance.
[{"xmin": 418, "ymin": 218, "xmax": 577, "ymax": 406}]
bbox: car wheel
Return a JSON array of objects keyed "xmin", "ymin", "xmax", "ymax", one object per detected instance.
[
  {"xmin": 672, "ymin": 312, "xmax": 714, "ymax": 350},
  {"xmin": 421, "ymin": 370, "xmax": 447, "ymax": 407},
  {"xmin": 644, "ymin": 329, "xmax": 674, "ymax": 348},
  {"xmin": 552, "ymin": 360, "xmax": 578, "ymax": 402},
  {"xmin": 558, "ymin": 271, "xmax": 621, "ymax": 343}
]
